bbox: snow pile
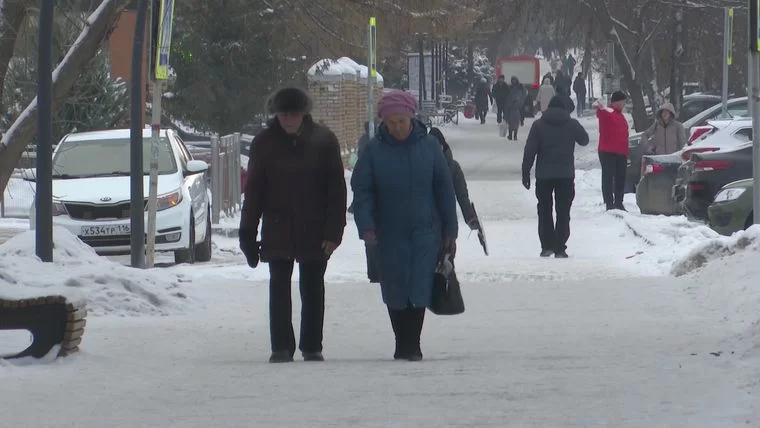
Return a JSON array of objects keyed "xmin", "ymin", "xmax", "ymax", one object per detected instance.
[
  {"xmin": 0, "ymin": 227, "xmax": 193, "ymax": 316},
  {"xmin": 671, "ymin": 225, "xmax": 760, "ymax": 277},
  {"xmin": 670, "ymin": 226, "xmax": 760, "ymax": 352}
]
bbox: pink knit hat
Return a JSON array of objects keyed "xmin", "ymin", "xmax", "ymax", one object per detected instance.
[{"xmin": 377, "ymin": 91, "xmax": 418, "ymax": 119}]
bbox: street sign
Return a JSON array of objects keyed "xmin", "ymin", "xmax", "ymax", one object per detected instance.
[
  {"xmin": 153, "ymin": 0, "xmax": 175, "ymax": 80},
  {"xmin": 751, "ymin": 0, "xmax": 760, "ymax": 52}
]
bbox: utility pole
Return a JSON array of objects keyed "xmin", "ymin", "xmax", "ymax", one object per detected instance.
[
  {"xmin": 367, "ymin": 17, "xmax": 377, "ymax": 138},
  {"xmin": 146, "ymin": 0, "xmax": 176, "ymax": 268},
  {"xmin": 721, "ymin": 7, "xmax": 734, "ymax": 117},
  {"xmin": 130, "ymin": 0, "xmax": 149, "ymax": 268},
  {"xmin": 36, "ymin": 0, "xmax": 54, "ymax": 262},
  {"xmin": 418, "ymin": 33, "xmax": 425, "ymax": 107},
  {"xmin": 750, "ymin": 0, "xmax": 760, "ymax": 225}
]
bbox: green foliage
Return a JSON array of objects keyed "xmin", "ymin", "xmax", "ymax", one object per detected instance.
[{"xmin": 168, "ymin": 0, "xmax": 308, "ymax": 135}]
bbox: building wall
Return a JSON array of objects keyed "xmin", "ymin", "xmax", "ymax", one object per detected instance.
[{"xmin": 107, "ymin": 10, "xmax": 148, "ymax": 124}]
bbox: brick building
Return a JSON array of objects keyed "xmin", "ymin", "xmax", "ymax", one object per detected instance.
[{"xmin": 307, "ymin": 57, "xmax": 383, "ymax": 159}]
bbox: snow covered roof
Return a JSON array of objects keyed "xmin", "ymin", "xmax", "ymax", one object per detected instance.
[{"xmin": 307, "ymin": 57, "xmax": 383, "ymax": 83}]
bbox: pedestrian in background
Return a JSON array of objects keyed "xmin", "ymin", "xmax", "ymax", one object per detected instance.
[
  {"xmin": 239, "ymin": 87, "xmax": 347, "ymax": 363},
  {"xmin": 573, "ymin": 72, "xmax": 587, "ymax": 117},
  {"xmin": 522, "ymin": 96, "xmax": 590, "ymax": 258},
  {"xmin": 505, "ymin": 76, "xmax": 526, "ymax": 140},
  {"xmin": 474, "ymin": 78, "xmax": 493, "ymax": 124},
  {"xmin": 351, "ymin": 91, "xmax": 458, "ymax": 361},
  {"xmin": 491, "ymin": 75, "xmax": 509, "ymax": 124},
  {"xmin": 536, "ymin": 76, "xmax": 556, "ymax": 113},
  {"xmin": 429, "ymin": 127, "xmax": 480, "ymax": 231},
  {"xmin": 641, "ymin": 103, "xmax": 688, "ymax": 155},
  {"xmin": 594, "ymin": 91, "xmax": 630, "ymax": 211}
]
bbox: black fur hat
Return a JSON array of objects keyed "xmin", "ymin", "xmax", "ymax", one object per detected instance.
[{"xmin": 268, "ymin": 87, "xmax": 312, "ymax": 114}]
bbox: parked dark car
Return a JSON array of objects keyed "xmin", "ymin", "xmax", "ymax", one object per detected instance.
[
  {"xmin": 626, "ymin": 96, "xmax": 748, "ymax": 193},
  {"xmin": 635, "ymin": 152, "xmax": 685, "ymax": 215},
  {"xmin": 708, "ymin": 178, "xmax": 754, "ymax": 235},
  {"xmin": 675, "ymin": 142, "xmax": 753, "ymax": 221}
]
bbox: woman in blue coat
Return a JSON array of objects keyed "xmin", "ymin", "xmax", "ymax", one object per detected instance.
[{"xmin": 351, "ymin": 91, "xmax": 458, "ymax": 361}]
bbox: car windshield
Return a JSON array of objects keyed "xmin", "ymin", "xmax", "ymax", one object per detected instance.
[{"xmin": 52, "ymin": 137, "xmax": 177, "ymax": 178}]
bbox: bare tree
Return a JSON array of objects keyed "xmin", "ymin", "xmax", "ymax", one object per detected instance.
[{"xmin": 0, "ymin": 0, "xmax": 130, "ymax": 194}]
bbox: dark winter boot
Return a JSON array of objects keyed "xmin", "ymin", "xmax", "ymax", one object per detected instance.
[
  {"xmin": 302, "ymin": 351, "xmax": 324, "ymax": 362},
  {"xmin": 513, "ymin": 130, "xmax": 518, "ymax": 140},
  {"xmin": 540, "ymin": 250, "xmax": 554, "ymax": 257},
  {"xmin": 405, "ymin": 308, "xmax": 425, "ymax": 362},
  {"xmin": 388, "ymin": 307, "xmax": 407, "ymax": 360},
  {"xmin": 507, "ymin": 131, "xmax": 513, "ymax": 140},
  {"xmin": 269, "ymin": 351, "xmax": 294, "ymax": 363},
  {"xmin": 555, "ymin": 250, "xmax": 569, "ymax": 258}
]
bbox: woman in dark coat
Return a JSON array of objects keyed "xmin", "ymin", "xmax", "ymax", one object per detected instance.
[
  {"xmin": 428, "ymin": 127, "xmax": 479, "ymax": 231},
  {"xmin": 505, "ymin": 76, "xmax": 527, "ymax": 140},
  {"xmin": 351, "ymin": 91, "xmax": 458, "ymax": 361}
]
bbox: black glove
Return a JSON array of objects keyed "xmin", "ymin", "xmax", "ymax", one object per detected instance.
[
  {"xmin": 238, "ymin": 228, "xmax": 260, "ymax": 268},
  {"xmin": 522, "ymin": 172, "xmax": 531, "ymax": 190}
]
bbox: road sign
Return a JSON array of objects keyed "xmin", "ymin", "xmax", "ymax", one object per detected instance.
[{"xmin": 153, "ymin": 0, "xmax": 175, "ymax": 80}]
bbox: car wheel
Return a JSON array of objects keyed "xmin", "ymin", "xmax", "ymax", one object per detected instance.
[
  {"xmin": 194, "ymin": 210, "xmax": 213, "ymax": 262},
  {"xmin": 174, "ymin": 214, "xmax": 196, "ymax": 264}
]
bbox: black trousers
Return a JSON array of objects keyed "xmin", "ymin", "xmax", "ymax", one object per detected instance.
[
  {"xmin": 576, "ymin": 93, "xmax": 586, "ymax": 115},
  {"xmin": 477, "ymin": 107, "xmax": 488, "ymax": 123},
  {"xmin": 598, "ymin": 151, "xmax": 628, "ymax": 208},
  {"xmin": 536, "ymin": 178, "xmax": 575, "ymax": 252},
  {"xmin": 268, "ymin": 259, "xmax": 328, "ymax": 355},
  {"xmin": 496, "ymin": 103, "xmax": 504, "ymax": 123}
]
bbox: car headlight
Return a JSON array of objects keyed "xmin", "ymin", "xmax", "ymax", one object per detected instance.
[
  {"xmin": 713, "ymin": 188, "xmax": 745, "ymax": 203},
  {"xmin": 52, "ymin": 201, "xmax": 67, "ymax": 216},
  {"xmin": 153, "ymin": 190, "xmax": 183, "ymax": 211}
]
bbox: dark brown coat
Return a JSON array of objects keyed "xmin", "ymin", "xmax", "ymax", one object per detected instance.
[{"xmin": 240, "ymin": 116, "xmax": 347, "ymax": 262}]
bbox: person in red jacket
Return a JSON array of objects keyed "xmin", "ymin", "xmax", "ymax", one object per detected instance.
[{"xmin": 594, "ymin": 91, "xmax": 629, "ymax": 211}]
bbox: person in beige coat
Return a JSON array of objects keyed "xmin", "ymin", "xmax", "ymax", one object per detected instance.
[
  {"xmin": 640, "ymin": 103, "xmax": 688, "ymax": 155},
  {"xmin": 536, "ymin": 76, "xmax": 556, "ymax": 113}
]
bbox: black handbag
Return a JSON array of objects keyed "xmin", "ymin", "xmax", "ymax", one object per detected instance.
[{"xmin": 428, "ymin": 251, "xmax": 465, "ymax": 315}]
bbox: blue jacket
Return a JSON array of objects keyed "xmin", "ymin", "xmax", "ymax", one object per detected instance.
[{"xmin": 351, "ymin": 119, "xmax": 458, "ymax": 309}]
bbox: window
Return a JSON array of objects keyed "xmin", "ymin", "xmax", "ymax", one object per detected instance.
[
  {"xmin": 175, "ymin": 135, "xmax": 193, "ymax": 164},
  {"xmin": 52, "ymin": 137, "xmax": 177, "ymax": 178},
  {"xmin": 733, "ymin": 127, "xmax": 752, "ymax": 142},
  {"xmin": 727, "ymin": 102, "xmax": 749, "ymax": 118}
]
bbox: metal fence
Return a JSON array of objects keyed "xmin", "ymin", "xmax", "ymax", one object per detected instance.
[
  {"xmin": 1, "ymin": 170, "xmax": 36, "ymax": 218},
  {"xmin": 210, "ymin": 133, "xmax": 242, "ymax": 224}
]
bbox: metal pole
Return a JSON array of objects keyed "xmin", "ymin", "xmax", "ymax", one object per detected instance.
[
  {"xmin": 367, "ymin": 20, "xmax": 375, "ymax": 138},
  {"xmin": 753, "ymin": 53, "xmax": 760, "ymax": 224},
  {"xmin": 722, "ymin": 7, "xmax": 730, "ymax": 117},
  {"xmin": 418, "ymin": 34, "xmax": 424, "ymax": 108},
  {"xmin": 146, "ymin": 79, "xmax": 162, "ymax": 268},
  {"xmin": 211, "ymin": 135, "xmax": 220, "ymax": 224},
  {"xmin": 36, "ymin": 0, "xmax": 54, "ymax": 262},
  {"xmin": 130, "ymin": 0, "xmax": 149, "ymax": 268}
]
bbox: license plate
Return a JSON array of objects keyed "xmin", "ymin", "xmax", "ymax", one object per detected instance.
[{"xmin": 80, "ymin": 224, "xmax": 131, "ymax": 236}]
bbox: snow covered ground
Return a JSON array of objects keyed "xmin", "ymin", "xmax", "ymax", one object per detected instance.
[
  {"xmin": 1, "ymin": 176, "xmax": 34, "ymax": 218},
  {"xmin": 1, "ymin": 112, "xmax": 759, "ymax": 427}
]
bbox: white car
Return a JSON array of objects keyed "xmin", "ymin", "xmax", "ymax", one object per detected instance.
[{"xmin": 26, "ymin": 128, "xmax": 212, "ymax": 264}]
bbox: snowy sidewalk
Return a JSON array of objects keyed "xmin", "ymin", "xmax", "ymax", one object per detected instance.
[{"xmin": 0, "ymin": 273, "xmax": 756, "ymax": 427}]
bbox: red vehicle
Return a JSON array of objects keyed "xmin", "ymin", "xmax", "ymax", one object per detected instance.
[{"xmin": 493, "ymin": 56, "xmax": 541, "ymax": 117}]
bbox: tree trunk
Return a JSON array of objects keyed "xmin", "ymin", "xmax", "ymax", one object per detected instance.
[
  {"xmin": 670, "ymin": 5, "xmax": 684, "ymax": 111},
  {"xmin": 588, "ymin": 0, "xmax": 649, "ymax": 131},
  {"xmin": 0, "ymin": 0, "xmax": 130, "ymax": 194},
  {"xmin": 581, "ymin": 18, "xmax": 593, "ymax": 76},
  {"xmin": 0, "ymin": 0, "xmax": 30, "ymax": 112}
]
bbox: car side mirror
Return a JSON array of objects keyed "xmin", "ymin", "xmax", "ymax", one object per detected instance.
[
  {"xmin": 185, "ymin": 160, "xmax": 209, "ymax": 176},
  {"xmin": 20, "ymin": 168, "xmax": 36, "ymax": 182}
]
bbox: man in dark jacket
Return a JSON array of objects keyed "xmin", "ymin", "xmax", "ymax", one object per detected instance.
[
  {"xmin": 491, "ymin": 75, "xmax": 509, "ymax": 124},
  {"xmin": 573, "ymin": 72, "xmax": 587, "ymax": 117},
  {"xmin": 554, "ymin": 71, "xmax": 572, "ymax": 97},
  {"xmin": 239, "ymin": 87, "xmax": 347, "ymax": 363},
  {"xmin": 522, "ymin": 96, "xmax": 590, "ymax": 258}
]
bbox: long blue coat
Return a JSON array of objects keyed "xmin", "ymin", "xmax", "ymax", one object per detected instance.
[{"xmin": 351, "ymin": 119, "xmax": 458, "ymax": 310}]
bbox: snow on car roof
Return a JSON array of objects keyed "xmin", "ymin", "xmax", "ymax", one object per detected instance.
[{"xmin": 63, "ymin": 128, "xmax": 173, "ymax": 142}]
